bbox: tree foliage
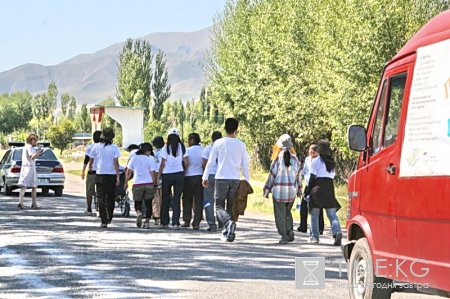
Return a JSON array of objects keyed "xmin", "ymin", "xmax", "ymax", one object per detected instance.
[
  {"xmin": 152, "ymin": 50, "xmax": 171, "ymax": 120},
  {"xmin": 47, "ymin": 118, "xmax": 76, "ymax": 154},
  {"xmin": 117, "ymin": 39, "xmax": 153, "ymax": 122},
  {"xmin": 207, "ymin": 0, "xmax": 450, "ymax": 178}
]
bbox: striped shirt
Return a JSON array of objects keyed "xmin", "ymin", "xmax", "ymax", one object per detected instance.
[{"xmin": 264, "ymin": 151, "xmax": 302, "ymax": 202}]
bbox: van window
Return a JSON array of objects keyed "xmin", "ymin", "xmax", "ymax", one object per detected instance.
[
  {"xmin": 383, "ymin": 73, "xmax": 407, "ymax": 147},
  {"xmin": 370, "ymin": 80, "xmax": 387, "ymax": 155}
]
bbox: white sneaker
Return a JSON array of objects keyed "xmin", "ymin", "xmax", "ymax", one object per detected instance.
[
  {"xmin": 308, "ymin": 237, "xmax": 319, "ymax": 244},
  {"xmin": 136, "ymin": 212, "xmax": 143, "ymax": 228}
]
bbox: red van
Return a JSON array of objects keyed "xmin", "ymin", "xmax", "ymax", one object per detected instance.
[{"xmin": 343, "ymin": 11, "xmax": 450, "ymax": 299}]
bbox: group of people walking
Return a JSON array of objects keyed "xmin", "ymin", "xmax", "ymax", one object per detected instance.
[
  {"xmin": 80, "ymin": 117, "xmax": 341, "ymax": 245},
  {"xmin": 81, "ymin": 118, "xmax": 250, "ymax": 242}
]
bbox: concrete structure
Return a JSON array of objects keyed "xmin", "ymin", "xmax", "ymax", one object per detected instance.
[{"xmin": 89, "ymin": 105, "xmax": 144, "ymax": 147}]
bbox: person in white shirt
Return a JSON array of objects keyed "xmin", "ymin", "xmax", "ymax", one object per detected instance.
[
  {"xmin": 182, "ymin": 133, "xmax": 204, "ymax": 230},
  {"xmin": 202, "ymin": 118, "xmax": 250, "ymax": 242},
  {"xmin": 125, "ymin": 143, "xmax": 158, "ymax": 229},
  {"xmin": 81, "ymin": 131, "xmax": 102, "ymax": 216},
  {"xmin": 202, "ymin": 131, "xmax": 222, "ymax": 232},
  {"xmin": 306, "ymin": 139, "xmax": 342, "ymax": 245},
  {"xmin": 297, "ymin": 143, "xmax": 324, "ymax": 234},
  {"xmin": 158, "ymin": 128, "xmax": 189, "ymax": 229},
  {"xmin": 18, "ymin": 134, "xmax": 42, "ymax": 209},
  {"xmin": 151, "ymin": 136, "xmax": 165, "ymax": 225},
  {"xmin": 89, "ymin": 128, "xmax": 121, "ymax": 228}
]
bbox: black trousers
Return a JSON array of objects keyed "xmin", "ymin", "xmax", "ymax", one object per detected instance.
[
  {"xmin": 299, "ymin": 196, "xmax": 324, "ymax": 233},
  {"xmin": 182, "ymin": 175, "xmax": 204, "ymax": 227},
  {"xmin": 161, "ymin": 172, "xmax": 184, "ymax": 226},
  {"xmin": 95, "ymin": 174, "xmax": 116, "ymax": 225}
]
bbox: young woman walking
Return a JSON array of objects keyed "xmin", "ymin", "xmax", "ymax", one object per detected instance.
[
  {"xmin": 158, "ymin": 128, "xmax": 188, "ymax": 229},
  {"xmin": 263, "ymin": 134, "xmax": 302, "ymax": 244},
  {"xmin": 125, "ymin": 143, "xmax": 158, "ymax": 229}
]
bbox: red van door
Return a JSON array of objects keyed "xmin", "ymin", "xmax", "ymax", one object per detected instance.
[{"xmin": 360, "ymin": 64, "xmax": 410, "ymax": 277}]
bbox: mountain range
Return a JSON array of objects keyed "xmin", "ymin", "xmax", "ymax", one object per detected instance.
[{"xmin": 0, "ymin": 27, "xmax": 212, "ymax": 104}]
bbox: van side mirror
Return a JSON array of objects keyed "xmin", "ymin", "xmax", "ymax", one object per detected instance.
[{"xmin": 348, "ymin": 125, "xmax": 367, "ymax": 152}]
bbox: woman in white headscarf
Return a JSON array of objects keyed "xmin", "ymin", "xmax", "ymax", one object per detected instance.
[{"xmin": 263, "ymin": 134, "xmax": 302, "ymax": 244}]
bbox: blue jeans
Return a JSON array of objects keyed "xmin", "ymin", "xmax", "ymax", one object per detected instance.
[{"xmin": 310, "ymin": 207, "xmax": 341, "ymax": 240}]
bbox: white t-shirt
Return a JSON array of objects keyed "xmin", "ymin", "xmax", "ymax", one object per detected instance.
[
  {"xmin": 301, "ymin": 155, "xmax": 318, "ymax": 185},
  {"xmin": 128, "ymin": 154, "xmax": 158, "ymax": 185},
  {"xmin": 85, "ymin": 143, "xmax": 99, "ymax": 171},
  {"xmin": 185, "ymin": 145, "xmax": 204, "ymax": 177},
  {"xmin": 126, "ymin": 149, "xmax": 139, "ymax": 167},
  {"xmin": 310, "ymin": 156, "xmax": 335, "ymax": 179},
  {"xmin": 202, "ymin": 144, "xmax": 217, "ymax": 175},
  {"xmin": 160, "ymin": 144, "xmax": 188, "ymax": 174},
  {"xmin": 90, "ymin": 143, "xmax": 121, "ymax": 175},
  {"xmin": 202, "ymin": 137, "xmax": 250, "ymax": 181}
]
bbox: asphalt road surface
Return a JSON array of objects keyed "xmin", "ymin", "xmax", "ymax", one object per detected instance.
[{"xmin": 0, "ymin": 170, "xmax": 441, "ymax": 298}]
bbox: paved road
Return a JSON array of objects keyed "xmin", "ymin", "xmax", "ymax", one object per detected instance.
[{"xmin": 0, "ymin": 172, "xmax": 440, "ymax": 298}]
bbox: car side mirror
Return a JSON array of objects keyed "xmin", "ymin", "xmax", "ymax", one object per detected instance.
[{"xmin": 348, "ymin": 125, "xmax": 367, "ymax": 152}]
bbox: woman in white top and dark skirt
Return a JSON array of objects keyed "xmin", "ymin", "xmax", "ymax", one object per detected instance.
[
  {"xmin": 158, "ymin": 128, "xmax": 189, "ymax": 229},
  {"xmin": 125, "ymin": 143, "xmax": 158, "ymax": 229},
  {"xmin": 89, "ymin": 128, "xmax": 121, "ymax": 228},
  {"xmin": 307, "ymin": 139, "xmax": 342, "ymax": 245}
]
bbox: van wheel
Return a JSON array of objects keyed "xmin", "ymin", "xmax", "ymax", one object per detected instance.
[{"xmin": 349, "ymin": 238, "xmax": 393, "ymax": 299}]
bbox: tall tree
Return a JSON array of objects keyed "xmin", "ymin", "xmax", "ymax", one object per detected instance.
[
  {"xmin": 116, "ymin": 39, "xmax": 153, "ymax": 121},
  {"xmin": 68, "ymin": 96, "xmax": 77, "ymax": 119},
  {"xmin": 61, "ymin": 93, "xmax": 70, "ymax": 116},
  {"xmin": 151, "ymin": 50, "xmax": 171, "ymax": 120}
]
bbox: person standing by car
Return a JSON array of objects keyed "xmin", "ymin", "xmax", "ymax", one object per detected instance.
[
  {"xmin": 202, "ymin": 131, "xmax": 222, "ymax": 232},
  {"xmin": 307, "ymin": 139, "xmax": 342, "ymax": 245},
  {"xmin": 158, "ymin": 128, "xmax": 189, "ymax": 229},
  {"xmin": 18, "ymin": 134, "xmax": 42, "ymax": 209},
  {"xmin": 202, "ymin": 118, "xmax": 250, "ymax": 242},
  {"xmin": 81, "ymin": 130, "xmax": 102, "ymax": 216},
  {"xmin": 152, "ymin": 136, "xmax": 165, "ymax": 225},
  {"xmin": 264, "ymin": 134, "xmax": 302, "ymax": 244},
  {"xmin": 297, "ymin": 143, "xmax": 324, "ymax": 234},
  {"xmin": 182, "ymin": 133, "xmax": 204, "ymax": 230},
  {"xmin": 89, "ymin": 128, "xmax": 121, "ymax": 228},
  {"xmin": 125, "ymin": 143, "xmax": 158, "ymax": 229}
]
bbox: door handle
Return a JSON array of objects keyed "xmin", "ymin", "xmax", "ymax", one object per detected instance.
[{"xmin": 385, "ymin": 164, "xmax": 396, "ymax": 175}]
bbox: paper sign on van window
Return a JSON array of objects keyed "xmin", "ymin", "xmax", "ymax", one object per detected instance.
[{"xmin": 400, "ymin": 38, "xmax": 450, "ymax": 177}]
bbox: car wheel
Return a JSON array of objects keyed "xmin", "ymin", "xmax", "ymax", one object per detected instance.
[
  {"xmin": 54, "ymin": 188, "xmax": 63, "ymax": 197},
  {"xmin": 3, "ymin": 180, "xmax": 13, "ymax": 196},
  {"xmin": 349, "ymin": 238, "xmax": 393, "ymax": 299},
  {"xmin": 42, "ymin": 187, "xmax": 49, "ymax": 194}
]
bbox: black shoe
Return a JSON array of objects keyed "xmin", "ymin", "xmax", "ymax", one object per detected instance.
[
  {"xmin": 226, "ymin": 222, "xmax": 236, "ymax": 242},
  {"xmin": 192, "ymin": 226, "xmax": 200, "ymax": 231},
  {"xmin": 207, "ymin": 226, "xmax": 217, "ymax": 232},
  {"xmin": 288, "ymin": 230, "xmax": 295, "ymax": 242},
  {"xmin": 334, "ymin": 233, "xmax": 342, "ymax": 246},
  {"xmin": 297, "ymin": 225, "xmax": 307, "ymax": 233},
  {"xmin": 181, "ymin": 222, "xmax": 190, "ymax": 228}
]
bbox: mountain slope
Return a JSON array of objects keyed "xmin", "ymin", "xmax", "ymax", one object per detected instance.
[{"xmin": 0, "ymin": 27, "xmax": 212, "ymax": 104}]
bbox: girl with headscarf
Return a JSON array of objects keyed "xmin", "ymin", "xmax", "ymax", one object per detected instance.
[
  {"xmin": 306, "ymin": 139, "xmax": 342, "ymax": 245},
  {"xmin": 263, "ymin": 134, "xmax": 302, "ymax": 244}
]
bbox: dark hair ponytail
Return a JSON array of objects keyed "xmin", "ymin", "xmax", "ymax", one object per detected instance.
[
  {"xmin": 136, "ymin": 142, "xmax": 154, "ymax": 156},
  {"xmin": 283, "ymin": 150, "xmax": 291, "ymax": 167}
]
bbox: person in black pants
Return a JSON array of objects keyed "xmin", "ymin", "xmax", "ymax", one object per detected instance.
[
  {"xmin": 89, "ymin": 128, "xmax": 121, "ymax": 228},
  {"xmin": 298, "ymin": 143, "xmax": 324, "ymax": 234},
  {"xmin": 182, "ymin": 133, "xmax": 204, "ymax": 230},
  {"xmin": 158, "ymin": 128, "xmax": 189, "ymax": 229}
]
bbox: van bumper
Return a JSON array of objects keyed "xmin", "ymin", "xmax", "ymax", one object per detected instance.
[{"xmin": 341, "ymin": 240, "xmax": 357, "ymax": 262}]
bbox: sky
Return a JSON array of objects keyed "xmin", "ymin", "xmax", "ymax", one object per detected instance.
[{"xmin": 0, "ymin": 0, "xmax": 227, "ymax": 72}]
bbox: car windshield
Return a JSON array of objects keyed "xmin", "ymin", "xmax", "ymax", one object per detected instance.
[{"xmin": 13, "ymin": 148, "xmax": 58, "ymax": 161}]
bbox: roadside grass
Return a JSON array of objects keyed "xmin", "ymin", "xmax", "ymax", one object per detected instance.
[{"xmin": 67, "ymin": 169, "xmax": 82, "ymax": 177}]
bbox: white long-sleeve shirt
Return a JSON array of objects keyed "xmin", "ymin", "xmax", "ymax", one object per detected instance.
[{"xmin": 202, "ymin": 137, "xmax": 250, "ymax": 181}]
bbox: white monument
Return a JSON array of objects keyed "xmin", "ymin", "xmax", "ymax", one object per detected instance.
[{"xmin": 89, "ymin": 105, "xmax": 144, "ymax": 147}]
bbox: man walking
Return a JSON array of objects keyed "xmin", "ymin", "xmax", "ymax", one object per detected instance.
[
  {"xmin": 202, "ymin": 118, "xmax": 250, "ymax": 242},
  {"xmin": 81, "ymin": 130, "xmax": 102, "ymax": 216},
  {"xmin": 202, "ymin": 131, "xmax": 222, "ymax": 232}
]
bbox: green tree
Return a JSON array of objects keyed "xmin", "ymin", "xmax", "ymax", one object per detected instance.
[
  {"xmin": 116, "ymin": 39, "xmax": 153, "ymax": 121},
  {"xmin": 61, "ymin": 93, "xmax": 70, "ymax": 116},
  {"xmin": 152, "ymin": 50, "xmax": 171, "ymax": 120},
  {"xmin": 47, "ymin": 118, "xmax": 76, "ymax": 154},
  {"xmin": 75, "ymin": 104, "xmax": 91, "ymax": 132}
]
